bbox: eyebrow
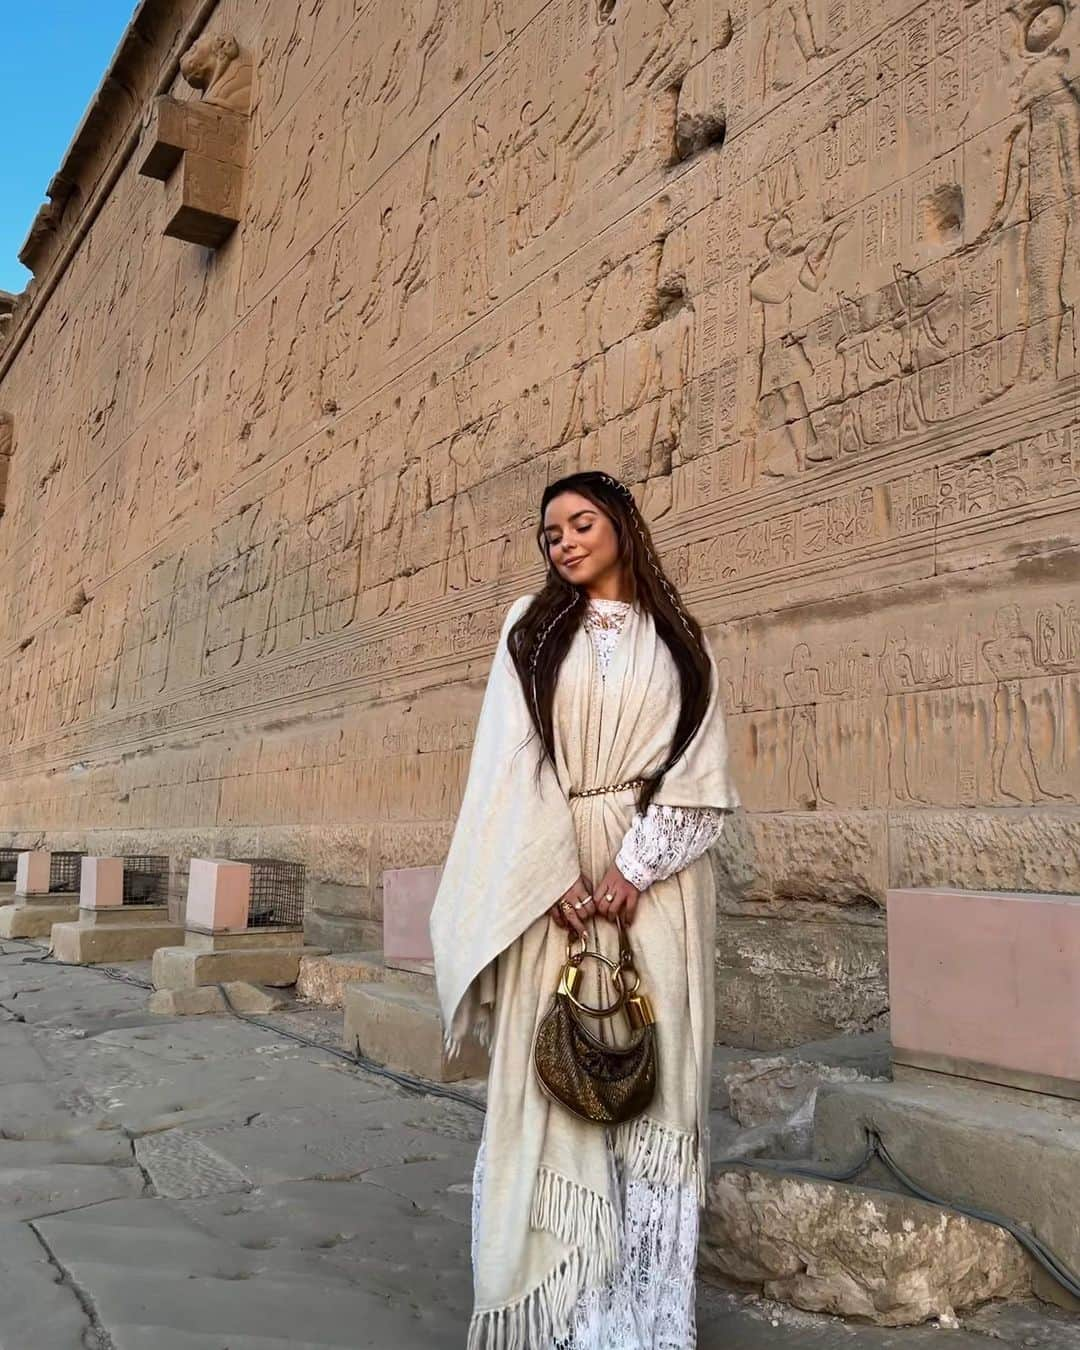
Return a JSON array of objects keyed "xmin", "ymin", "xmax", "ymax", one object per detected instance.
[{"xmin": 543, "ymin": 509, "xmax": 596, "ymax": 535}]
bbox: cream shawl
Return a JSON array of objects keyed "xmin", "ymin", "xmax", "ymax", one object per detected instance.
[{"xmin": 430, "ymin": 595, "xmax": 738, "ymax": 1348}]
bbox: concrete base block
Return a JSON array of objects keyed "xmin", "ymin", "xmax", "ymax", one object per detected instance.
[
  {"xmin": 152, "ymin": 942, "xmax": 328, "ymax": 991},
  {"xmin": 0, "ymin": 901, "xmax": 79, "ymax": 940},
  {"xmin": 148, "ymin": 982, "xmax": 289, "ymax": 1017},
  {"xmin": 0, "ymin": 881, "xmax": 16, "ymax": 906},
  {"xmin": 51, "ymin": 915, "xmax": 185, "ymax": 965},
  {"xmin": 814, "ymin": 1075, "xmax": 1080, "ymax": 1306},
  {"xmin": 297, "ymin": 949, "xmax": 434, "ymax": 1008},
  {"xmin": 343, "ymin": 981, "xmax": 488, "ymax": 1084}
]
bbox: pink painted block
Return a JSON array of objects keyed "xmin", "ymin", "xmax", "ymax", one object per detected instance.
[
  {"xmin": 16, "ymin": 851, "xmax": 50, "ymax": 896},
  {"xmin": 81, "ymin": 857, "xmax": 124, "ymax": 908},
  {"xmin": 383, "ymin": 865, "xmax": 442, "ymax": 970},
  {"xmin": 185, "ymin": 858, "xmax": 251, "ymax": 932},
  {"xmin": 888, "ymin": 887, "xmax": 1080, "ymax": 1093}
]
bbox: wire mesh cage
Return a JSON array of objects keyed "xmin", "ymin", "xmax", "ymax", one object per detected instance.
[
  {"xmin": 49, "ymin": 852, "xmax": 84, "ymax": 894},
  {"xmin": 0, "ymin": 848, "xmax": 19, "ymax": 884},
  {"xmin": 238, "ymin": 858, "xmax": 306, "ymax": 929},
  {"xmin": 122, "ymin": 855, "xmax": 170, "ymax": 905}
]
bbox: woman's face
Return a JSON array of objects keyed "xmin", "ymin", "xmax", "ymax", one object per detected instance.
[{"xmin": 542, "ymin": 491, "xmax": 622, "ymax": 593}]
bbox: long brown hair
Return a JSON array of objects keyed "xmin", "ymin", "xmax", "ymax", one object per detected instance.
[{"xmin": 508, "ymin": 472, "xmax": 711, "ymax": 811}]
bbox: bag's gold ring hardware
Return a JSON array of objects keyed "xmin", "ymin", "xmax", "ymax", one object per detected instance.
[{"xmin": 561, "ymin": 951, "xmax": 627, "ymax": 1016}]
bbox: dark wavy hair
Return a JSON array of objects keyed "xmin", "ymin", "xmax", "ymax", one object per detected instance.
[{"xmin": 508, "ymin": 471, "xmax": 711, "ymax": 811}]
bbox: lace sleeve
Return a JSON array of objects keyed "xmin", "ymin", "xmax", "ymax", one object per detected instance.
[{"xmin": 615, "ymin": 805, "xmax": 726, "ymax": 892}]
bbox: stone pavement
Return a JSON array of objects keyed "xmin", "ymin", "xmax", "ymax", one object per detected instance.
[{"xmin": 0, "ymin": 942, "xmax": 1077, "ymax": 1350}]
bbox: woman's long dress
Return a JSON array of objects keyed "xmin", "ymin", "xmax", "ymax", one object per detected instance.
[{"xmin": 471, "ymin": 597, "xmax": 727, "ymax": 1349}]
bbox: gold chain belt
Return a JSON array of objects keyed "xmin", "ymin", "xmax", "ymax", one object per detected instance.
[{"xmin": 568, "ymin": 778, "xmax": 645, "ymax": 800}]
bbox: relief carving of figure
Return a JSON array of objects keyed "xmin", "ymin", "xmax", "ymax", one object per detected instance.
[
  {"xmin": 750, "ymin": 214, "xmax": 851, "ymax": 476},
  {"xmin": 878, "ymin": 633, "xmax": 928, "ymax": 804},
  {"xmin": 756, "ymin": 0, "xmax": 823, "ymax": 96},
  {"xmin": 982, "ymin": 603, "xmax": 1067, "ymax": 801},
  {"xmin": 783, "ymin": 642, "xmax": 824, "ymax": 808},
  {"xmin": 180, "ymin": 33, "xmax": 253, "ymax": 114},
  {"xmin": 390, "ymin": 141, "xmax": 440, "ymax": 347},
  {"xmin": 983, "ymin": 1, "xmax": 1080, "ymax": 380}
]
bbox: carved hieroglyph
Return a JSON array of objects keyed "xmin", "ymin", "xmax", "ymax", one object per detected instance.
[{"xmin": 1, "ymin": 0, "xmax": 1079, "ymax": 1046}]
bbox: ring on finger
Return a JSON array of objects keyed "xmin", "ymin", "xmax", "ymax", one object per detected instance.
[{"xmin": 603, "ymin": 892, "xmax": 614, "ymax": 903}]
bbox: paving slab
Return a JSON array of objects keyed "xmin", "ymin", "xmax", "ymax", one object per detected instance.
[{"xmin": 0, "ymin": 1219, "xmax": 92, "ymax": 1350}]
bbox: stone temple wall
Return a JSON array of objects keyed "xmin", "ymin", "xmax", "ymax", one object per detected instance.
[{"xmin": 0, "ymin": 0, "xmax": 1078, "ymax": 1046}]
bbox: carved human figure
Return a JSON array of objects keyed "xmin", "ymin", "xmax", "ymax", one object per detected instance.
[
  {"xmin": 784, "ymin": 642, "xmax": 822, "ymax": 808},
  {"xmin": 878, "ymin": 632, "xmax": 927, "ymax": 804},
  {"xmin": 390, "ymin": 142, "xmax": 439, "ymax": 347},
  {"xmin": 982, "ymin": 603, "xmax": 1065, "ymax": 801},
  {"xmin": 552, "ymin": 27, "xmax": 617, "ymax": 223},
  {"xmin": 180, "ymin": 33, "xmax": 253, "ymax": 113},
  {"xmin": 750, "ymin": 214, "xmax": 851, "ymax": 473},
  {"xmin": 983, "ymin": 1, "xmax": 1080, "ymax": 380},
  {"xmin": 509, "ymin": 100, "xmax": 552, "ymax": 256},
  {"xmin": 756, "ymin": 0, "xmax": 822, "ymax": 95}
]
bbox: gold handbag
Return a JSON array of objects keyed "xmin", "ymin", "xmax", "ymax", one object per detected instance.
[{"xmin": 533, "ymin": 918, "xmax": 657, "ymax": 1125}]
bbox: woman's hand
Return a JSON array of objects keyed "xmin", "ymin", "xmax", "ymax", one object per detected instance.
[
  {"xmin": 594, "ymin": 863, "xmax": 642, "ymax": 926},
  {"xmin": 548, "ymin": 874, "xmax": 595, "ymax": 936}
]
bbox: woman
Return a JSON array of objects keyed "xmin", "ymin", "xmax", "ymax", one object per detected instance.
[{"xmin": 431, "ymin": 471, "xmax": 738, "ymax": 1348}]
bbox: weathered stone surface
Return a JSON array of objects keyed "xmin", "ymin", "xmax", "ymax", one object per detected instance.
[
  {"xmin": 2, "ymin": 0, "xmax": 1080, "ymax": 1051},
  {"xmin": 716, "ymin": 919, "xmax": 888, "ymax": 1049},
  {"xmin": 152, "ymin": 943, "xmax": 325, "ymax": 992},
  {"xmin": 702, "ymin": 1169, "xmax": 1031, "ymax": 1326},
  {"xmin": 0, "ymin": 901, "xmax": 80, "ymax": 940},
  {"xmin": 298, "ymin": 950, "xmax": 434, "ymax": 1007},
  {"xmin": 890, "ymin": 811, "xmax": 1080, "ymax": 898},
  {"xmin": 724, "ymin": 1056, "xmax": 878, "ymax": 1129},
  {"xmin": 814, "ymin": 1075, "xmax": 1080, "ymax": 1300}
]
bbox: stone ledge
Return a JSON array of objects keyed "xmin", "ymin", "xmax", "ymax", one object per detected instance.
[
  {"xmin": 298, "ymin": 950, "xmax": 435, "ymax": 1008},
  {"xmin": 814, "ymin": 1075, "xmax": 1080, "ymax": 1304},
  {"xmin": 152, "ymin": 943, "xmax": 329, "ymax": 991},
  {"xmin": 343, "ymin": 981, "xmax": 487, "ymax": 1084},
  {"xmin": 0, "ymin": 901, "xmax": 79, "ymax": 940},
  {"xmin": 51, "ymin": 919, "xmax": 185, "ymax": 966}
]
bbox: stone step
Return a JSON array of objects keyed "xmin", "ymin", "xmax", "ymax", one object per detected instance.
[
  {"xmin": 51, "ymin": 918, "xmax": 186, "ymax": 965},
  {"xmin": 297, "ymin": 949, "xmax": 435, "ymax": 1008},
  {"xmin": 0, "ymin": 901, "xmax": 79, "ymax": 940},
  {"xmin": 153, "ymin": 943, "xmax": 329, "ymax": 992},
  {"xmin": 343, "ymin": 981, "xmax": 487, "ymax": 1085},
  {"xmin": 813, "ymin": 1072, "xmax": 1080, "ymax": 1308}
]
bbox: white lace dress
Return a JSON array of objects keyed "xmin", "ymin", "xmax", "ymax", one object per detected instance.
[{"xmin": 473, "ymin": 598, "xmax": 725, "ymax": 1349}]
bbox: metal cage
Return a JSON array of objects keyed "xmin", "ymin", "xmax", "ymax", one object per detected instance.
[
  {"xmin": 49, "ymin": 852, "xmax": 84, "ymax": 894},
  {"xmin": 122, "ymin": 855, "xmax": 170, "ymax": 906},
  {"xmin": 237, "ymin": 858, "xmax": 306, "ymax": 929},
  {"xmin": 0, "ymin": 849, "xmax": 18, "ymax": 884}
]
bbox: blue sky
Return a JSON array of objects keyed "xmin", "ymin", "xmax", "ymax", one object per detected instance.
[{"xmin": 0, "ymin": 2, "xmax": 138, "ymax": 293}]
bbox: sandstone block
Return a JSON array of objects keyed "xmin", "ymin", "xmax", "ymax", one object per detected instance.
[
  {"xmin": 51, "ymin": 916, "xmax": 185, "ymax": 965},
  {"xmin": 152, "ymin": 942, "xmax": 326, "ymax": 991},
  {"xmin": 162, "ymin": 152, "xmax": 243, "ymax": 248},
  {"xmin": 139, "ymin": 95, "xmax": 248, "ymax": 181},
  {"xmin": 148, "ymin": 981, "xmax": 288, "ymax": 1017},
  {"xmin": 297, "ymin": 950, "xmax": 434, "ymax": 1007},
  {"xmin": 343, "ymin": 982, "xmax": 487, "ymax": 1084},
  {"xmin": 0, "ymin": 901, "xmax": 78, "ymax": 940},
  {"xmin": 723, "ymin": 1056, "xmax": 878, "ymax": 1129},
  {"xmin": 701, "ymin": 1168, "xmax": 1031, "ymax": 1325},
  {"xmin": 890, "ymin": 812, "xmax": 1080, "ymax": 898},
  {"xmin": 715, "ymin": 918, "xmax": 887, "ymax": 1049}
]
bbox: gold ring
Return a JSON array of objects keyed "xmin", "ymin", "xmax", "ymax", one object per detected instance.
[{"xmin": 603, "ymin": 893, "xmax": 614, "ymax": 902}]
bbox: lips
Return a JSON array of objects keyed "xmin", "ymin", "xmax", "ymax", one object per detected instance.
[{"xmin": 563, "ymin": 556, "xmax": 586, "ymax": 570}]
